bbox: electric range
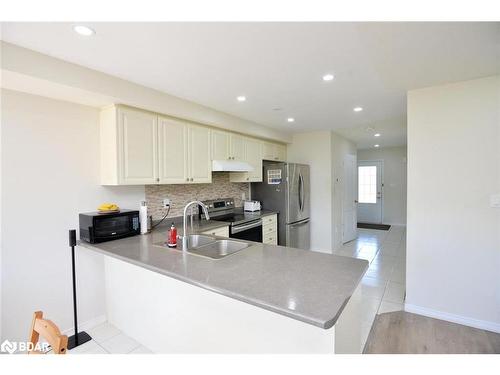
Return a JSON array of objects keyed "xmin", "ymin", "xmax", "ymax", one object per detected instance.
[{"xmin": 200, "ymin": 198, "xmax": 263, "ymax": 242}]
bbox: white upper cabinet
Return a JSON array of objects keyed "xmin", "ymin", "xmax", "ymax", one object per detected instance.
[
  {"xmin": 229, "ymin": 137, "xmax": 263, "ymax": 183},
  {"xmin": 158, "ymin": 116, "xmax": 188, "ymax": 184},
  {"xmin": 188, "ymin": 125, "xmax": 212, "ymax": 183},
  {"xmin": 245, "ymin": 138, "xmax": 263, "ymax": 182},
  {"xmin": 230, "ymin": 134, "xmax": 246, "ymax": 161},
  {"xmin": 100, "ymin": 106, "xmax": 158, "ymax": 185},
  {"xmin": 100, "ymin": 105, "xmax": 285, "ymax": 185},
  {"xmin": 262, "ymin": 141, "xmax": 287, "ymax": 162},
  {"xmin": 211, "ymin": 130, "xmax": 231, "ymax": 160},
  {"xmin": 275, "ymin": 144, "xmax": 287, "ymax": 162}
]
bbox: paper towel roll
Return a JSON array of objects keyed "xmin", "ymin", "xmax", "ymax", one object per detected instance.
[{"xmin": 140, "ymin": 201, "xmax": 148, "ymax": 234}]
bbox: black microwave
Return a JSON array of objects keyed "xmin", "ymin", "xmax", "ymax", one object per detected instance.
[{"xmin": 79, "ymin": 209, "xmax": 140, "ymax": 243}]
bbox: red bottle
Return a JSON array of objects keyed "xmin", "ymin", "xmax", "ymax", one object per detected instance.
[{"xmin": 167, "ymin": 223, "xmax": 177, "ymax": 248}]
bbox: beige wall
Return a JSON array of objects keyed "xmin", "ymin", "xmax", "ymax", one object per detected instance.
[
  {"xmin": 287, "ymin": 131, "xmax": 356, "ymax": 253},
  {"xmin": 1, "ymin": 41, "xmax": 291, "ymax": 143},
  {"xmin": 287, "ymin": 131, "xmax": 333, "ymax": 253},
  {"xmin": 358, "ymin": 146, "xmax": 407, "ymax": 225},
  {"xmin": 1, "ymin": 89, "xmax": 145, "ymax": 341},
  {"xmin": 406, "ymin": 76, "xmax": 500, "ymax": 332}
]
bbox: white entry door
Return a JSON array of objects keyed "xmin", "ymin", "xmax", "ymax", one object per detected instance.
[
  {"xmin": 342, "ymin": 154, "xmax": 358, "ymax": 243},
  {"xmin": 357, "ymin": 161, "xmax": 383, "ymax": 224}
]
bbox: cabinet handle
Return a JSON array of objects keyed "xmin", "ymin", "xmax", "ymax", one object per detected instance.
[
  {"xmin": 246, "ymin": 177, "xmax": 249, "ymax": 181},
  {"xmin": 186, "ymin": 178, "xmax": 189, "ymax": 182},
  {"xmin": 275, "ymin": 157, "xmax": 278, "ymax": 160},
  {"xmin": 156, "ymin": 178, "xmax": 160, "ymax": 182},
  {"xmin": 190, "ymin": 178, "xmax": 194, "ymax": 181}
]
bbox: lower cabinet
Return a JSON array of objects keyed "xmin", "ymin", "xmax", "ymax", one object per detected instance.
[
  {"xmin": 201, "ymin": 226, "xmax": 230, "ymax": 237},
  {"xmin": 262, "ymin": 214, "xmax": 278, "ymax": 245}
]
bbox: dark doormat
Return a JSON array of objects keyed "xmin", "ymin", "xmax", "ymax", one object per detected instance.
[{"xmin": 357, "ymin": 222, "xmax": 391, "ymax": 230}]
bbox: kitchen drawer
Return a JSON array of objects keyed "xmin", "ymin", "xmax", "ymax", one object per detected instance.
[
  {"xmin": 263, "ymin": 230, "xmax": 277, "ymax": 245},
  {"xmin": 263, "ymin": 224, "xmax": 277, "ymax": 235},
  {"xmin": 262, "ymin": 214, "xmax": 277, "ymax": 226},
  {"xmin": 200, "ymin": 226, "xmax": 229, "ymax": 237}
]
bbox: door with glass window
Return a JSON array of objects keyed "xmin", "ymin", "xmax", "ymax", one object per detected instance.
[{"xmin": 357, "ymin": 161, "xmax": 383, "ymax": 224}]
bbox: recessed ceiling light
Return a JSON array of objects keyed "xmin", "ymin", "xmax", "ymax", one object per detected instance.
[
  {"xmin": 287, "ymin": 118, "xmax": 295, "ymax": 123},
  {"xmin": 374, "ymin": 144, "xmax": 380, "ymax": 148},
  {"xmin": 73, "ymin": 25, "xmax": 95, "ymax": 36},
  {"xmin": 374, "ymin": 133, "xmax": 381, "ymax": 137},
  {"xmin": 322, "ymin": 74, "xmax": 334, "ymax": 81},
  {"xmin": 236, "ymin": 96, "xmax": 246, "ymax": 102},
  {"xmin": 353, "ymin": 107, "xmax": 363, "ymax": 112}
]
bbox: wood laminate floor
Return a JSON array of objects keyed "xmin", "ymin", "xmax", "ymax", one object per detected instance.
[{"xmin": 363, "ymin": 311, "xmax": 500, "ymax": 354}]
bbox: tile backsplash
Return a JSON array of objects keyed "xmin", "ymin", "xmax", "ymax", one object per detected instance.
[{"xmin": 145, "ymin": 172, "xmax": 250, "ymax": 219}]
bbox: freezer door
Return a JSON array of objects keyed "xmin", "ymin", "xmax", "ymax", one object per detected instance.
[
  {"xmin": 286, "ymin": 163, "xmax": 310, "ymax": 223},
  {"xmin": 285, "ymin": 219, "xmax": 310, "ymax": 250}
]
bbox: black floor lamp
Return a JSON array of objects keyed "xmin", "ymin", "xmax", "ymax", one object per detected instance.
[{"xmin": 67, "ymin": 229, "xmax": 92, "ymax": 350}]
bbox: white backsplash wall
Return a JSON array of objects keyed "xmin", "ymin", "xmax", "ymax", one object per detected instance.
[{"xmin": 145, "ymin": 173, "xmax": 250, "ymax": 219}]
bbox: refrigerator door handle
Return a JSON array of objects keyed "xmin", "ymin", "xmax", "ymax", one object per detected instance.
[{"xmin": 299, "ymin": 174, "xmax": 304, "ymax": 212}]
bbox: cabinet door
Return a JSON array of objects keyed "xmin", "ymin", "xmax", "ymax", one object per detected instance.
[
  {"xmin": 158, "ymin": 116, "xmax": 188, "ymax": 184},
  {"xmin": 211, "ymin": 130, "xmax": 230, "ymax": 160},
  {"xmin": 188, "ymin": 125, "xmax": 212, "ymax": 183},
  {"xmin": 246, "ymin": 138, "xmax": 263, "ymax": 182},
  {"xmin": 275, "ymin": 144, "xmax": 287, "ymax": 161},
  {"xmin": 262, "ymin": 142, "xmax": 276, "ymax": 161},
  {"xmin": 117, "ymin": 107, "xmax": 158, "ymax": 184},
  {"xmin": 230, "ymin": 134, "xmax": 246, "ymax": 161}
]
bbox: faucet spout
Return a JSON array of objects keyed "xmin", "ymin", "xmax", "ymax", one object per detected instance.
[{"xmin": 182, "ymin": 201, "xmax": 210, "ymax": 251}]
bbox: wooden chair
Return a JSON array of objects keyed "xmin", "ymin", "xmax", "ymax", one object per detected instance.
[{"xmin": 28, "ymin": 311, "xmax": 68, "ymax": 354}]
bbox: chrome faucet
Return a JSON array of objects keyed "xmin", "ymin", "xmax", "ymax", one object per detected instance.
[{"xmin": 182, "ymin": 201, "xmax": 210, "ymax": 250}]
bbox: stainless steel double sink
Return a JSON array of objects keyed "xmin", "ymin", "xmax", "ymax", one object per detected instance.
[{"xmin": 157, "ymin": 234, "xmax": 251, "ymax": 259}]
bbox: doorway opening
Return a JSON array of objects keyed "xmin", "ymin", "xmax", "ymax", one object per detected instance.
[{"xmin": 357, "ymin": 160, "xmax": 383, "ymax": 224}]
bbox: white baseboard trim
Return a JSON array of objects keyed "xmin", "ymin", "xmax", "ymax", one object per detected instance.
[
  {"xmin": 62, "ymin": 314, "xmax": 107, "ymax": 336},
  {"xmin": 404, "ymin": 303, "xmax": 500, "ymax": 334}
]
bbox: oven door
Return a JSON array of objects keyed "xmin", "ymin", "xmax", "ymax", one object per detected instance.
[{"xmin": 230, "ymin": 219, "xmax": 263, "ymax": 242}]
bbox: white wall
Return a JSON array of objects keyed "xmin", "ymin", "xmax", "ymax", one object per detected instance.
[
  {"xmin": 1, "ymin": 89, "xmax": 145, "ymax": 341},
  {"xmin": 287, "ymin": 131, "xmax": 356, "ymax": 253},
  {"xmin": 406, "ymin": 75, "xmax": 500, "ymax": 332},
  {"xmin": 358, "ymin": 146, "xmax": 407, "ymax": 225},
  {"xmin": 287, "ymin": 132, "xmax": 333, "ymax": 253}
]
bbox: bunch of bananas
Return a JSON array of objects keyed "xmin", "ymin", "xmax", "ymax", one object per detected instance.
[{"xmin": 98, "ymin": 203, "xmax": 120, "ymax": 212}]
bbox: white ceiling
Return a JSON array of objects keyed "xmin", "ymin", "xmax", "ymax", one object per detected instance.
[{"xmin": 1, "ymin": 22, "xmax": 499, "ymax": 147}]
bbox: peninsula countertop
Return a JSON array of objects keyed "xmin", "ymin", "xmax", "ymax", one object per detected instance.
[{"xmin": 78, "ymin": 221, "xmax": 368, "ymax": 329}]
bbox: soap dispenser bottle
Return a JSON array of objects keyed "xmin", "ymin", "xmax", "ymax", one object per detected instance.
[{"xmin": 167, "ymin": 222, "xmax": 177, "ymax": 248}]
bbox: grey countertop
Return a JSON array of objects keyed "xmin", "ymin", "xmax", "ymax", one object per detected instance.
[{"xmin": 78, "ymin": 217, "xmax": 367, "ymax": 329}]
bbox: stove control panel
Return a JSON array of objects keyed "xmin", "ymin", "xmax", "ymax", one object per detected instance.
[{"xmin": 201, "ymin": 198, "xmax": 235, "ymax": 214}]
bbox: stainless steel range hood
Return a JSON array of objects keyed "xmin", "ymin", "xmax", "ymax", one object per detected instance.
[{"xmin": 212, "ymin": 160, "xmax": 254, "ymax": 172}]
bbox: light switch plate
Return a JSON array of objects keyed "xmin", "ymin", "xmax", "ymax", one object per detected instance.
[{"xmin": 490, "ymin": 194, "xmax": 500, "ymax": 208}]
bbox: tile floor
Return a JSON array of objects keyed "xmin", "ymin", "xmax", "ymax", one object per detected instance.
[
  {"xmin": 334, "ymin": 225, "xmax": 407, "ymax": 345},
  {"xmin": 69, "ymin": 226, "xmax": 406, "ymax": 354},
  {"xmin": 68, "ymin": 323, "xmax": 153, "ymax": 354}
]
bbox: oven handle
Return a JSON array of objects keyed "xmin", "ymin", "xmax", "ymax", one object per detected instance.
[{"xmin": 231, "ymin": 219, "xmax": 263, "ymax": 234}]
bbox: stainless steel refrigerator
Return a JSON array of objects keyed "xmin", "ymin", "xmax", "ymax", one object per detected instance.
[{"xmin": 251, "ymin": 162, "xmax": 310, "ymax": 250}]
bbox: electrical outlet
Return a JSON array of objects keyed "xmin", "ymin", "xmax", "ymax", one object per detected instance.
[{"xmin": 163, "ymin": 198, "xmax": 171, "ymax": 208}]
